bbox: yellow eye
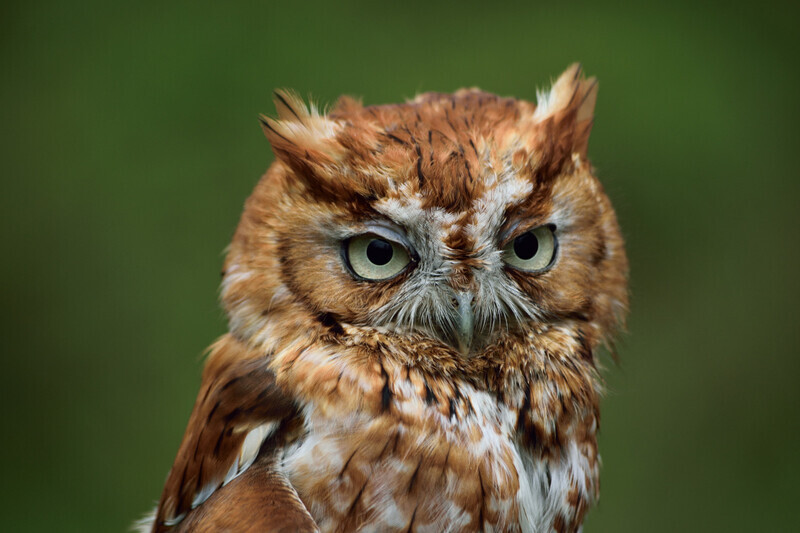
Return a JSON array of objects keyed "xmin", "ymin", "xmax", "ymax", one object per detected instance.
[
  {"xmin": 502, "ymin": 225, "xmax": 557, "ymax": 272},
  {"xmin": 346, "ymin": 234, "xmax": 412, "ymax": 280}
]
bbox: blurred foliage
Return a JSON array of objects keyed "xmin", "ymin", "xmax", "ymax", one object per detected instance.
[{"xmin": 2, "ymin": 1, "xmax": 798, "ymax": 531}]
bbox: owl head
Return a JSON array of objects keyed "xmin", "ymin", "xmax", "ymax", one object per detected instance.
[{"xmin": 220, "ymin": 64, "xmax": 627, "ymax": 362}]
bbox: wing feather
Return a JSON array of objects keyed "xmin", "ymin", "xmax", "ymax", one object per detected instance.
[
  {"xmin": 172, "ymin": 453, "xmax": 318, "ymax": 532},
  {"xmin": 149, "ymin": 334, "xmax": 313, "ymax": 532}
]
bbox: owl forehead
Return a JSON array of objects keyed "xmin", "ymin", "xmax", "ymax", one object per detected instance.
[
  {"xmin": 331, "ymin": 93, "xmax": 545, "ymax": 250},
  {"xmin": 333, "ymin": 91, "xmax": 537, "ymax": 211},
  {"xmin": 371, "ymin": 167, "xmax": 535, "ymax": 256}
]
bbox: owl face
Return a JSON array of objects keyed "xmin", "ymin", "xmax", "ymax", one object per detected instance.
[{"xmin": 221, "ymin": 67, "xmax": 627, "ymax": 361}]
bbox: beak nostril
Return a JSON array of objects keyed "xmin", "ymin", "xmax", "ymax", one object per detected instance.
[{"xmin": 450, "ymin": 297, "xmax": 459, "ymax": 308}]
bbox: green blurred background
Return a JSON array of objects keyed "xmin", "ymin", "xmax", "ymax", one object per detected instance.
[{"xmin": 2, "ymin": 1, "xmax": 798, "ymax": 531}]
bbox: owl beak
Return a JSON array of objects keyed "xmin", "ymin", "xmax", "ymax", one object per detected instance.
[{"xmin": 453, "ymin": 291, "xmax": 475, "ymax": 356}]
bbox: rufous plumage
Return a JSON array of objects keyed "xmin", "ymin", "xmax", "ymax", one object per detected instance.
[{"xmin": 138, "ymin": 64, "xmax": 629, "ymax": 533}]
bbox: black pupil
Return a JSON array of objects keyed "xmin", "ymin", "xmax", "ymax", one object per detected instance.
[
  {"xmin": 366, "ymin": 239, "xmax": 393, "ymax": 265},
  {"xmin": 513, "ymin": 232, "xmax": 539, "ymax": 260}
]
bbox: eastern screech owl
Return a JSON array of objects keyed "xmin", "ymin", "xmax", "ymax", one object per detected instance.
[{"xmin": 139, "ymin": 64, "xmax": 628, "ymax": 533}]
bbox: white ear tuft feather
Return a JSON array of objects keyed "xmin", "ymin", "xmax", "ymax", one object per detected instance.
[{"xmin": 533, "ymin": 63, "xmax": 596, "ymax": 123}]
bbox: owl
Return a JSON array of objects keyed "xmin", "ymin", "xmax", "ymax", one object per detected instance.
[{"xmin": 138, "ymin": 64, "xmax": 628, "ymax": 533}]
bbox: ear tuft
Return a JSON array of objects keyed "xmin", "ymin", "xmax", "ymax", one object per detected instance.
[
  {"xmin": 258, "ymin": 90, "xmax": 341, "ymax": 162},
  {"xmin": 258, "ymin": 114, "xmax": 289, "ymax": 144},
  {"xmin": 575, "ymin": 77, "xmax": 598, "ymax": 124},
  {"xmin": 534, "ymin": 63, "xmax": 597, "ymax": 122},
  {"xmin": 258, "ymin": 91, "xmax": 353, "ymax": 200},
  {"xmin": 532, "ymin": 63, "xmax": 599, "ymax": 159},
  {"xmin": 272, "ymin": 89, "xmax": 311, "ymax": 122}
]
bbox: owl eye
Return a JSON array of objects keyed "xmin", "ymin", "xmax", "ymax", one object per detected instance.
[
  {"xmin": 502, "ymin": 225, "xmax": 557, "ymax": 272},
  {"xmin": 345, "ymin": 234, "xmax": 412, "ymax": 280}
]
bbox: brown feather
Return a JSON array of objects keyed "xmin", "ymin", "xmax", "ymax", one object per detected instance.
[
  {"xmin": 153, "ymin": 335, "xmax": 303, "ymax": 532},
  {"xmin": 272, "ymin": 89, "xmax": 309, "ymax": 123},
  {"xmin": 171, "ymin": 453, "xmax": 318, "ymax": 533}
]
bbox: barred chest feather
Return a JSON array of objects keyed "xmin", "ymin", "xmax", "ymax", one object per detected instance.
[{"xmin": 275, "ymin": 345, "xmax": 600, "ymax": 533}]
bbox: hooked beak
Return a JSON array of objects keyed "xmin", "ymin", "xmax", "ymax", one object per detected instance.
[{"xmin": 453, "ymin": 292, "xmax": 475, "ymax": 356}]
